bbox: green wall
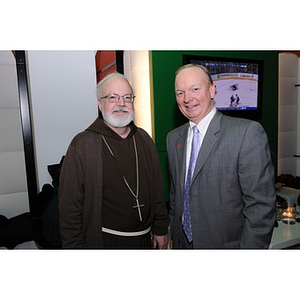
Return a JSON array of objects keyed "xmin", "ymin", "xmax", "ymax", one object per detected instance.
[{"xmin": 151, "ymin": 50, "xmax": 279, "ymax": 202}]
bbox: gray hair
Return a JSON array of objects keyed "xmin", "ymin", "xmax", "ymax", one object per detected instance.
[{"xmin": 96, "ymin": 72, "xmax": 133, "ymax": 100}]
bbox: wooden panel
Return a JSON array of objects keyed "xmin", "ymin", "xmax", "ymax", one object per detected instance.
[{"xmin": 95, "ymin": 51, "xmax": 117, "ymax": 82}]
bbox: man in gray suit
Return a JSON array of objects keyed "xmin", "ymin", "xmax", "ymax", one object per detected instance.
[{"xmin": 167, "ymin": 64, "xmax": 276, "ymax": 249}]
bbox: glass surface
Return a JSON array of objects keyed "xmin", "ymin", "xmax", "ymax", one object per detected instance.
[{"xmin": 282, "ymin": 203, "xmax": 296, "ymax": 225}]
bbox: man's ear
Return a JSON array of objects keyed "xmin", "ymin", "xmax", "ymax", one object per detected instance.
[
  {"xmin": 210, "ymin": 84, "xmax": 216, "ymax": 100},
  {"xmin": 98, "ymin": 99, "xmax": 102, "ymax": 112}
]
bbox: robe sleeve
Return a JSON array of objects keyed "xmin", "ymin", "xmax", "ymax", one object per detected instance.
[
  {"xmin": 58, "ymin": 136, "xmax": 85, "ymax": 248},
  {"xmin": 138, "ymin": 129, "xmax": 169, "ymax": 236}
]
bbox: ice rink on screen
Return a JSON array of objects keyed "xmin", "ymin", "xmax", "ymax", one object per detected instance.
[{"xmin": 213, "ymin": 76, "xmax": 258, "ymax": 110}]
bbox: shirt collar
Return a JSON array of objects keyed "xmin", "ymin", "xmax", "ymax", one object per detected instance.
[{"xmin": 189, "ymin": 107, "xmax": 217, "ymax": 137}]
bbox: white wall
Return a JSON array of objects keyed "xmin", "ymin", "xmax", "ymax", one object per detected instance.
[
  {"xmin": 123, "ymin": 51, "xmax": 153, "ymax": 137},
  {"xmin": 27, "ymin": 51, "xmax": 98, "ymax": 191},
  {"xmin": 278, "ymin": 52, "xmax": 299, "ymax": 176},
  {"xmin": 0, "ymin": 51, "xmax": 29, "ymax": 218},
  {"xmin": 297, "ymin": 58, "xmax": 300, "ymax": 175}
]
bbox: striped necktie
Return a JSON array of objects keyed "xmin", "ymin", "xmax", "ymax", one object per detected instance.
[{"xmin": 183, "ymin": 125, "xmax": 200, "ymax": 243}]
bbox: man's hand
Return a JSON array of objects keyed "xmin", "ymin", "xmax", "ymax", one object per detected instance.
[{"xmin": 152, "ymin": 234, "xmax": 169, "ymax": 249}]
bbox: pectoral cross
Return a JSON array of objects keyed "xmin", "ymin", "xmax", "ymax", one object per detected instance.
[{"xmin": 133, "ymin": 198, "xmax": 145, "ymax": 221}]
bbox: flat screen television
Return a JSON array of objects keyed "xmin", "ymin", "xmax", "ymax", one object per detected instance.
[{"xmin": 183, "ymin": 55, "xmax": 263, "ymax": 119}]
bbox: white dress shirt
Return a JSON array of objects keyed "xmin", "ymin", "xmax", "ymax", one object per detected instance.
[{"xmin": 185, "ymin": 107, "xmax": 217, "ymax": 181}]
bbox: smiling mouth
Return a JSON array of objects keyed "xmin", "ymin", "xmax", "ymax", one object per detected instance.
[{"xmin": 185, "ymin": 104, "xmax": 198, "ymax": 109}]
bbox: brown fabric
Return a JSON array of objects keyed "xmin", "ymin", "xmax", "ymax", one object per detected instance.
[
  {"xmin": 101, "ymin": 122, "xmax": 154, "ymax": 248},
  {"xmin": 101, "ymin": 123, "xmax": 151, "ymax": 230},
  {"xmin": 58, "ymin": 118, "xmax": 169, "ymax": 249}
]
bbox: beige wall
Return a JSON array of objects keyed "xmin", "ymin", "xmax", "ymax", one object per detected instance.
[{"xmin": 0, "ymin": 51, "xmax": 29, "ymax": 218}]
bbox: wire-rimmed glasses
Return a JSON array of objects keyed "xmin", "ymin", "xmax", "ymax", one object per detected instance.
[{"xmin": 100, "ymin": 93, "xmax": 135, "ymax": 103}]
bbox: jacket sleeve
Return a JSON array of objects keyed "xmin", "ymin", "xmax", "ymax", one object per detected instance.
[
  {"xmin": 166, "ymin": 132, "xmax": 175, "ymax": 240},
  {"xmin": 239, "ymin": 122, "xmax": 276, "ymax": 248}
]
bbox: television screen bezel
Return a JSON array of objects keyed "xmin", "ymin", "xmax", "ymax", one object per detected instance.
[{"xmin": 183, "ymin": 54, "xmax": 264, "ymax": 119}]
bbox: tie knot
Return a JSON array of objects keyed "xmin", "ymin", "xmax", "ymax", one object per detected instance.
[{"xmin": 193, "ymin": 125, "xmax": 199, "ymax": 134}]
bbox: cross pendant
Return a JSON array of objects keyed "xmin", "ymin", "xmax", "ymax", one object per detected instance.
[{"xmin": 133, "ymin": 198, "xmax": 145, "ymax": 221}]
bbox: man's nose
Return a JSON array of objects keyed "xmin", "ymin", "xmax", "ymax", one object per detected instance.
[
  {"xmin": 118, "ymin": 96, "xmax": 126, "ymax": 105},
  {"xmin": 183, "ymin": 91, "xmax": 193, "ymax": 102}
]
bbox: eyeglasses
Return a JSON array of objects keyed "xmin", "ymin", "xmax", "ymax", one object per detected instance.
[{"xmin": 100, "ymin": 93, "xmax": 135, "ymax": 103}]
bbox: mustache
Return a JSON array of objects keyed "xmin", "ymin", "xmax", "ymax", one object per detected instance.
[{"xmin": 112, "ymin": 107, "xmax": 130, "ymax": 113}]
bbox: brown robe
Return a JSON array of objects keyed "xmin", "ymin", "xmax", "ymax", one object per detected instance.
[{"xmin": 59, "ymin": 118, "xmax": 169, "ymax": 249}]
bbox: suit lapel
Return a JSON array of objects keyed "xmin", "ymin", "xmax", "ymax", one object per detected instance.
[
  {"xmin": 175, "ymin": 124, "xmax": 189, "ymax": 192},
  {"xmin": 192, "ymin": 111, "xmax": 222, "ymax": 183}
]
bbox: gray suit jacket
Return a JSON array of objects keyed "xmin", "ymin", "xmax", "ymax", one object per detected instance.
[{"xmin": 167, "ymin": 110, "xmax": 276, "ymax": 249}]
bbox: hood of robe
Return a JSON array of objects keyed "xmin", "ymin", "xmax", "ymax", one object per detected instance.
[{"xmin": 85, "ymin": 117, "xmax": 137, "ymax": 140}]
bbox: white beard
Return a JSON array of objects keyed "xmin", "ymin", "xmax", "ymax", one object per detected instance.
[{"xmin": 101, "ymin": 106, "xmax": 135, "ymax": 128}]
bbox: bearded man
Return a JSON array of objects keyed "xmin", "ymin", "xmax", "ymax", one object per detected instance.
[{"xmin": 59, "ymin": 72, "xmax": 169, "ymax": 249}]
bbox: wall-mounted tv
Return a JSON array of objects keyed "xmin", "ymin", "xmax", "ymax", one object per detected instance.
[{"xmin": 183, "ymin": 55, "xmax": 263, "ymax": 119}]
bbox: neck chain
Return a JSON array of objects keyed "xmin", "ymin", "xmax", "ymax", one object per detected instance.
[{"xmin": 101, "ymin": 134, "xmax": 144, "ymax": 221}]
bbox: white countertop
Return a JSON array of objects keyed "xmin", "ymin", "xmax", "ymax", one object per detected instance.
[{"xmin": 269, "ymin": 208, "xmax": 300, "ymax": 249}]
